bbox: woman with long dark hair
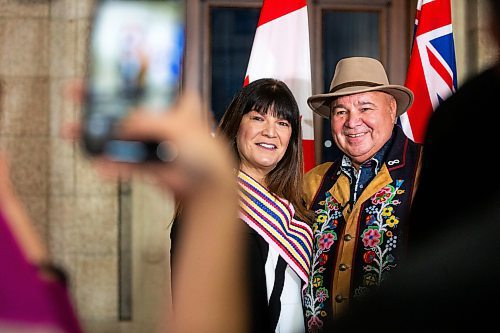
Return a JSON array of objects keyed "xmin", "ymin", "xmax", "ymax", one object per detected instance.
[{"xmin": 172, "ymin": 78, "xmax": 312, "ymax": 332}]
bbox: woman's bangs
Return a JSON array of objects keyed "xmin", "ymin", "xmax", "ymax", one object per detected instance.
[{"xmin": 253, "ymin": 88, "xmax": 299, "ymax": 125}]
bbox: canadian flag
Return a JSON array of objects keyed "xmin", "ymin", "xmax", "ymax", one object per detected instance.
[{"xmin": 244, "ymin": 0, "xmax": 315, "ymax": 172}]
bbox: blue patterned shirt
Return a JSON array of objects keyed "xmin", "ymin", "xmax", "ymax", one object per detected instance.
[{"xmin": 340, "ymin": 137, "xmax": 393, "ymax": 203}]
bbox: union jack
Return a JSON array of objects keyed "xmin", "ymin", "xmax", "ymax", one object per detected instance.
[{"xmin": 399, "ymin": 0, "xmax": 457, "ymax": 143}]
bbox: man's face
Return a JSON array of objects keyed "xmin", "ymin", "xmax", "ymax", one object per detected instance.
[{"xmin": 330, "ymin": 91, "xmax": 397, "ymax": 167}]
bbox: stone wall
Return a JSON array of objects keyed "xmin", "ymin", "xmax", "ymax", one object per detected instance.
[{"xmin": 452, "ymin": 0, "xmax": 498, "ymax": 84}]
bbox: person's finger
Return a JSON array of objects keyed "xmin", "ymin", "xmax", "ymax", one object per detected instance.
[
  {"xmin": 174, "ymin": 90, "xmax": 204, "ymax": 119},
  {"xmin": 174, "ymin": 91, "xmax": 214, "ymax": 132},
  {"xmin": 65, "ymin": 79, "xmax": 85, "ymax": 104},
  {"xmin": 60, "ymin": 122, "xmax": 82, "ymax": 141}
]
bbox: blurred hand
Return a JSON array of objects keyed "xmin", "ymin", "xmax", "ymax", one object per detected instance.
[{"xmin": 62, "ymin": 90, "xmax": 236, "ymax": 198}]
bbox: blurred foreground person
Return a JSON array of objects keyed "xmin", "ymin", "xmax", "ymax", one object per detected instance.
[
  {"xmin": 0, "ymin": 154, "xmax": 82, "ymax": 333},
  {"xmin": 408, "ymin": 0, "xmax": 500, "ymax": 252}
]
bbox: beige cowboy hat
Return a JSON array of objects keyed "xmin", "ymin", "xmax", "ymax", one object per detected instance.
[{"xmin": 307, "ymin": 57, "xmax": 414, "ymax": 118}]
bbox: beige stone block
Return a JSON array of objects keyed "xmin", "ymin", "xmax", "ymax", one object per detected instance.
[
  {"xmin": 49, "ymin": 0, "xmax": 96, "ymax": 20},
  {"xmin": 478, "ymin": 33, "xmax": 498, "ymax": 70},
  {"xmin": 133, "ymin": 254, "xmax": 171, "ymax": 326},
  {"xmin": 74, "ymin": 194, "xmax": 118, "ymax": 255},
  {"xmin": 132, "ymin": 180, "xmax": 175, "ymax": 231},
  {"xmin": 74, "ymin": 255, "xmax": 118, "ymax": 320},
  {"xmin": 131, "ymin": 181, "xmax": 173, "ymax": 329},
  {"xmin": 49, "ymin": 138, "xmax": 75, "ymax": 195},
  {"xmin": 49, "ymin": 78, "xmax": 78, "ymax": 138},
  {"xmin": 0, "ymin": 77, "xmax": 49, "ymax": 136},
  {"xmin": 19, "ymin": 194, "xmax": 48, "ymax": 244},
  {"xmin": 49, "ymin": 0, "xmax": 78, "ymax": 19},
  {"xmin": 451, "ymin": 0, "xmax": 467, "ymax": 86},
  {"xmin": 76, "ymin": 19, "xmax": 92, "ymax": 77},
  {"xmin": 1, "ymin": 137, "xmax": 49, "ymax": 196},
  {"xmin": 50, "ymin": 19, "xmax": 77, "ymax": 78},
  {"xmin": 0, "ymin": 18, "xmax": 49, "ymax": 76},
  {"xmin": 75, "ymin": 152, "xmax": 118, "ymax": 195},
  {"xmin": 80, "ymin": 320, "xmax": 132, "ymax": 333},
  {"xmin": 0, "ymin": 0, "xmax": 49, "ymax": 18},
  {"xmin": 477, "ymin": 1, "xmax": 497, "ymax": 71},
  {"xmin": 76, "ymin": 0, "xmax": 96, "ymax": 20},
  {"xmin": 47, "ymin": 195, "xmax": 78, "ymax": 256}
]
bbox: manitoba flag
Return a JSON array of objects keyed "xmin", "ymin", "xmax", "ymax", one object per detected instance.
[
  {"xmin": 244, "ymin": 0, "xmax": 315, "ymax": 172},
  {"xmin": 400, "ymin": 0, "xmax": 457, "ymax": 143}
]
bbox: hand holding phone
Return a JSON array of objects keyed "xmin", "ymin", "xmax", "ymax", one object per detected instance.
[{"xmin": 82, "ymin": 0, "xmax": 185, "ymax": 163}]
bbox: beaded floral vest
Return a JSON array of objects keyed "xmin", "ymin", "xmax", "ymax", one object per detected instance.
[{"xmin": 303, "ymin": 127, "xmax": 422, "ymax": 332}]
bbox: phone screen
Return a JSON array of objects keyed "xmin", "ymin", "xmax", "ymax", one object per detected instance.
[{"xmin": 83, "ymin": 0, "xmax": 184, "ymax": 162}]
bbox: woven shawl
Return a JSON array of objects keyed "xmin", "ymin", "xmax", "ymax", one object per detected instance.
[{"xmin": 238, "ymin": 171, "xmax": 313, "ymax": 283}]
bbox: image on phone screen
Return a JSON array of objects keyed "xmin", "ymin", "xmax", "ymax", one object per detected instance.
[{"xmin": 83, "ymin": 0, "xmax": 184, "ymax": 162}]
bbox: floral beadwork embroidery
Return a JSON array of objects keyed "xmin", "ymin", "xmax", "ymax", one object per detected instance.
[
  {"xmin": 304, "ymin": 192, "xmax": 341, "ymax": 331},
  {"xmin": 305, "ymin": 179, "xmax": 407, "ymax": 331},
  {"xmin": 354, "ymin": 179, "xmax": 404, "ymax": 298}
]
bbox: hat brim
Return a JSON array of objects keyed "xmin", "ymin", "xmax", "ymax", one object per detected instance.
[{"xmin": 307, "ymin": 85, "xmax": 414, "ymax": 119}]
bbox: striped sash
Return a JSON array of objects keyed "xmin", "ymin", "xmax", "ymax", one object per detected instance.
[{"xmin": 238, "ymin": 171, "xmax": 313, "ymax": 283}]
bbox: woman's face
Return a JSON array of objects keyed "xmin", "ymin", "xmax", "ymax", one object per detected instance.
[{"xmin": 237, "ymin": 109, "xmax": 292, "ymax": 183}]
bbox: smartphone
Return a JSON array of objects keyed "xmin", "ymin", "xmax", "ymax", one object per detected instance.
[{"xmin": 82, "ymin": 0, "xmax": 185, "ymax": 163}]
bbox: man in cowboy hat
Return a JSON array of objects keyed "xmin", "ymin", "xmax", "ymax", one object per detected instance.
[{"xmin": 301, "ymin": 57, "xmax": 422, "ymax": 332}]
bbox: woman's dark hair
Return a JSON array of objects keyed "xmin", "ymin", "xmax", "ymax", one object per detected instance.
[{"xmin": 218, "ymin": 78, "xmax": 311, "ymax": 223}]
